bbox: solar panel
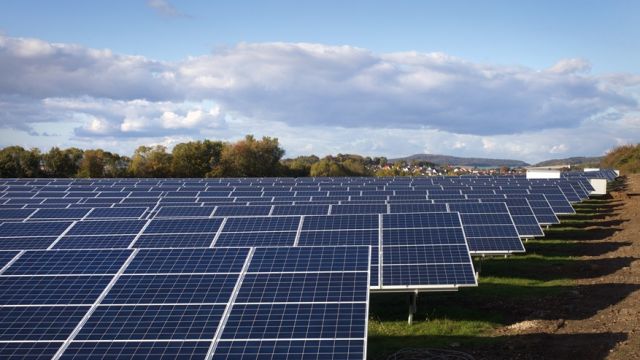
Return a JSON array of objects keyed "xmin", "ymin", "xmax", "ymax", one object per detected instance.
[
  {"xmin": 67, "ymin": 220, "xmax": 146, "ymax": 236},
  {"xmin": 0, "ymin": 222, "xmax": 73, "ymax": 238},
  {"xmin": 30, "ymin": 208, "xmax": 90, "ymax": 220},
  {"xmin": 144, "ymin": 218, "xmax": 222, "ymax": 235},
  {"xmin": 3, "ymin": 249, "xmax": 132, "ymax": 275}
]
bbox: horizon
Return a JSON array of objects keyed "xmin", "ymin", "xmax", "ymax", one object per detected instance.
[{"xmin": 1, "ymin": 1, "xmax": 639, "ymax": 163}]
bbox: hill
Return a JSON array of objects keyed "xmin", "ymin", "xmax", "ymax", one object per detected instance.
[
  {"xmin": 601, "ymin": 144, "xmax": 640, "ymax": 174},
  {"xmin": 389, "ymin": 154, "xmax": 529, "ymax": 167},
  {"xmin": 535, "ymin": 156, "xmax": 603, "ymax": 167}
]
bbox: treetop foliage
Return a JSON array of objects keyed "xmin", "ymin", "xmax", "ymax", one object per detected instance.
[{"xmin": 0, "ymin": 135, "xmax": 377, "ymax": 178}]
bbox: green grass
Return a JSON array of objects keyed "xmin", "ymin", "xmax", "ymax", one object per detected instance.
[{"xmin": 366, "ymin": 212, "xmax": 604, "ymax": 358}]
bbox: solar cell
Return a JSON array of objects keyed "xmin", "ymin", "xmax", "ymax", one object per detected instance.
[
  {"xmin": 214, "ymin": 231, "xmax": 297, "ymax": 247},
  {"xmin": 0, "ymin": 275, "xmax": 112, "ymax": 305},
  {"xmin": 75, "ymin": 304, "xmax": 226, "ymax": 340},
  {"xmin": 86, "ymin": 207, "xmax": 147, "ymax": 219},
  {"xmin": 134, "ymin": 233, "xmax": 215, "ymax": 248},
  {"xmin": 0, "ymin": 306, "xmax": 89, "ymax": 341},
  {"xmin": 0, "ymin": 221, "xmax": 73, "ymax": 238},
  {"xmin": 103, "ymin": 274, "xmax": 238, "ymax": 305},
  {"xmin": 67, "ymin": 220, "xmax": 146, "ymax": 236},
  {"xmin": 144, "ymin": 218, "xmax": 222, "ymax": 235},
  {"xmin": 54, "ymin": 235, "xmax": 137, "ymax": 250},
  {"xmin": 3, "ymin": 249, "xmax": 132, "ymax": 275},
  {"xmin": 126, "ymin": 248, "xmax": 249, "ymax": 274},
  {"xmin": 222, "ymin": 216, "xmax": 300, "ymax": 233}
]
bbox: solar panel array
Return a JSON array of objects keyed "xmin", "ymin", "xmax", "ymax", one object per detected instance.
[{"xmin": 0, "ymin": 170, "xmax": 613, "ymax": 359}]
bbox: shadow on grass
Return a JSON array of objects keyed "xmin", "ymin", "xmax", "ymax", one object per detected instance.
[
  {"xmin": 368, "ymin": 332, "xmax": 627, "ymax": 360},
  {"xmin": 478, "ymin": 256, "xmax": 637, "ymax": 281},
  {"xmin": 543, "ymin": 227, "xmax": 622, "ymax": 241},
  {"xmin": 369, "ymin": 283, "xmax": 640, "ymax": 324},
  {"xmin": 558, "ymin": 219, "xmax": 629, "ymax": 228},
  {"xmin": 525, "ymin": 240, "xmax": 632, "ymax": 257}
]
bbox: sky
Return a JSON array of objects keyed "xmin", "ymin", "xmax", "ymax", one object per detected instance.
[{"xmin": 1, "ymin": 0, "xmax": 639, "ymax": 163}]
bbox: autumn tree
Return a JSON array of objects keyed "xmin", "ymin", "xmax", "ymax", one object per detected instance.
[
  {"xmin": 210, "ymin": 135, "xmax": 285, "ymax": 177},
  {"xmin": 171, "ymin": 140, "xmax": 224, "ymax": 177},
  {"xmin": 129, "ymin": 145, "xmax": 172, "ymax": 177}
]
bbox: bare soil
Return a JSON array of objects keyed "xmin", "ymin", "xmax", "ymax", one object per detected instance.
[{"xmin": 469, "ymin": 174, "xmax": 640, "ymax": 359}]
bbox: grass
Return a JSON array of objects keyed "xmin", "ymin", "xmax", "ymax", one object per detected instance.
[{"xmin": 366, "ymin": 208, "xmax": 606, "ymax": 359}]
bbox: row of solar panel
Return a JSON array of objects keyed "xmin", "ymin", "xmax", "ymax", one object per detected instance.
[
  {"xmin": 0, "ymin": 211, "xmax": 479, "ymax": 288},
  {"xmin": 0, "ymin": 246, "xmax": 371, "ymax": 359}
]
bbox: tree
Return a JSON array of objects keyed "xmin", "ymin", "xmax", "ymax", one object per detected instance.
[
  {"xmin": 171, "ymin": 140, "xmax": 224, "ymax": 177},
  {"xmin": 129, "ymin": 145, "xmax": 172, "ymax": 177},
  {"xmin": 210, "ymin": 135, "xmax": 285, "ymax": 177},
  {"xmin": 77, "ymin": 150, "xmax": 105, "ymax": 178},
  {"xmin": 0, "ymin": 146, "xmax": 42, "ymax": 177},
  {"xmin": 43, "ymin": 147, "xmax": 80, "ymax": 177},
  {"xmin": 280, "ymin": 155, "xmax": 319, "ymax": 177}
]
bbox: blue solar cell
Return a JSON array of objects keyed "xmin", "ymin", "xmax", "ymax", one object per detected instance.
[
  {"xmin": 382, "ymin": 264, "xmax": 476, "ymax": 286},
  {"xmin": 87, "ymin": 207, "xmax": 147, "ymax": 219},
  {"xmin": 0, "ymin": 342, "xmax": 61, "ymax": 360},
  {"xmin": 459, "ymin": 213, "xmax": 514, "ymax": 225},
  {"xmin": 467, "ymin": 238, "xmax": 525, "ymax": 253},
  {"xmin": 298, "ymin": 230, "xmax": 378, "ymax": 246},
  {"xmin": 0, "ymin": 275, "xmax": 111, "ymax": 305},
  {"xmin": 0, "ymin": 209, "xmax": 36, "ymax": 220},
  {"xmin": 223, "ymin": 216, "xmax": 300, "ymax": 232},
  {"xmin": 383, "ymin": 228, "xmax": 466, "ymax": 246},
  {"xmin": 248, "ymin": 247, "xmax": 370, "ymax": 273},
  {"xmin": 212, "ymin": 339, "xmax": 365, "ymax": 360},
  {"xmin": 126, "ymin": 248, "xmax": 249, "ymax": 274},
  {"xmin": 215, "ymin": 231, "xmax": 296, "ymax": 247},
  {"xmin": 67, "ymin": 220, "xmax": 146, "ymax": 236},
  {"xmin": 331, "ymin": 204, "xmax": 387, "ymax": 215},
  {"xmin": 60, "ymin": 341, "xmax": 210, "ymax": 359},
  {"xmin": 144, "ymin": 218, "xmax": 223, "ymax": 234},
  {"xmin": 448, "ymin": 202, "xmax": 509, "ymax": 213},
  {"xmin": 54, "ymin": 235, "xmax": 136, "ymax": 249},
  {"xmin": 0, "ymin": 237, "xmax": 57, "ymax": 250},
  {"xmin": 76, "ymin": 304, "xmax": 226, "ymax": 340},
  {"xmin": 383, "ymin": 245, "xmax": 470, "ymax": 265},
  {"xmin": 4, "ymin": 249, "xmax": 132, "ymax": 275},
  {"xmin": 383, "ymin": 212, "xmax": 460, "ymax": 229},
  {"xmin": 0, "ymin": 306, "xmax": 89, "ymax": 341},
  {"xmin": 103, "ymin": 274, "xmax": 238, "ymax": 304},
  {"xmin": 222, "ymin": 303, "xmax": 366, "ymax": 340},
  {"xmin": 389, "ymin": 203, "xmax": 447, "ymax": 213},
  {"xmin": 271, "ymin": 204, "xmax": 330, "ymax": 216},
  {"xmin": 30, "ymin": 208, "xmax": 90, "ymax": 220},
  {"xmin": 213, "ymin": 205, "xmax": 272, "ymax": 217},
  {"xmin": 302, "ymin": 214, "xmax": 378, "ymax": 231},
  {"xmin": 134, "ymin": 233, "xmax": 214, "ymax": 248},
  {"xmin": 0, "ymin": 221, "xmax": 73, "ymax": 237},
  {"xmin": 0, "ymin": 250, "xmax": 19, "ymax": 268},
  {"xmin": 237, "ymin": 272, "xmax": 368, "ymax": 303},
  {"xmin": 155, "ymin": 206, "xmax": 214, "ymax": 218},
  {"xmin": 463, "ymin": 225, "xmax": 519, "ymax": 238}
]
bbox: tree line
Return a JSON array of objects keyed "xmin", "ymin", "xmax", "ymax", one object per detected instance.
[{"xmin": 0, "ymin": 135, "xmax": 392, "ymax": 178}]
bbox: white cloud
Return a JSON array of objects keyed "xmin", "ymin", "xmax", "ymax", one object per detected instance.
[
  {"xmin": 547, "ymin": 58, "xmax": 591, "ymax": 74},
  {"xmin": 1, "ymin": 34, "xmax": 639, "ymax": 162},
  {"xmin": 146, "ymin": 0, "xmax": 188, "ymax": 18}
]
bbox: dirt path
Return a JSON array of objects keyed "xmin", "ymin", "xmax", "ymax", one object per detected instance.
[{"xmin": 471, "ymin": 174, "xmax": 640, "ymax": 359}]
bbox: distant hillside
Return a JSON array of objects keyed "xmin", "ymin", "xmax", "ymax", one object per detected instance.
[
  {"xmin": 601, "ymin": 144, "xmax": 640, "ymax": 174},
  {"xmin": 535, "ymin": 156, "xmax": 602, "ymax": 167},
  {"xmin": 390, "ymin": 154, "xmax": 529, "ymax": 167}
]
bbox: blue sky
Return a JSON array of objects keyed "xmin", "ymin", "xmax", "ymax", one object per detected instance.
[{"xmin": 1, "ymin": 0, "xmax": 639, "ymax": 163}]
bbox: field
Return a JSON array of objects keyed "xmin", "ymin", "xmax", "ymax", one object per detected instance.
[{"xmin": 368, "ymin": 175, "xmax": 640, "ymax": 359}]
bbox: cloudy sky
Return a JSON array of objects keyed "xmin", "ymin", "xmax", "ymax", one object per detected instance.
[{"xmin": 1, "ymin": 0, "xmax": 639, "ymax": 163}]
